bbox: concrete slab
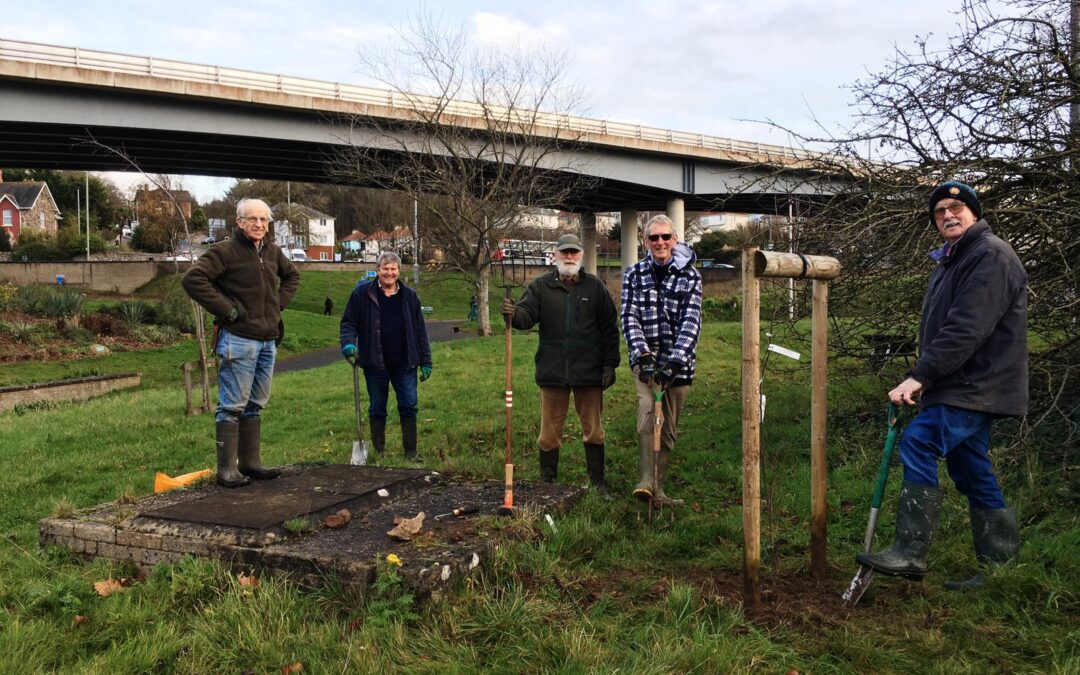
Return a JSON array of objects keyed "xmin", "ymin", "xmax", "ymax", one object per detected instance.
[{"xmin": 39, "ymin": 463, "xmax": 583, "ymax": 596}]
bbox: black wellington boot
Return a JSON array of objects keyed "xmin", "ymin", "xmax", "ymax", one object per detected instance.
[
  {"xmin": 584, "ymin": 443, "xmax": 612, "ymax": 500},
  {"xmin": 402, "ymin": 416, "xmax": 421, "ymax": 463},
  {"xmin": 370, "ymin": 417, "xmax": 387, "ymax": 456},
  {"xmin": 237, "ymin": 417, "xmax": 281, "ymax": 480},
  {"xmin": 855, "ymin": 481, "xmax": 945, "ymax": 580},
  {"xmin": 944, "ymin": 507, "xmax": 1020, "ymax": 591},
  {"xmin": 215, "ymin": 421, "xmax": 250, "ymax": 488},
  {"xmin": 538, "ymin": 448, "xmax": 559, "ymax": 483}
]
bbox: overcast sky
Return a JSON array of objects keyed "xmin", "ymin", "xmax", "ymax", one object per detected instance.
[{"xmin": 7, "ymin": 0, "xmax": 992, "ymax": 202}]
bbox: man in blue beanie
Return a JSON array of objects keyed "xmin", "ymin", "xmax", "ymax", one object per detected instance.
[{"xmin": 856, "ymin": 180, "xmax": 1028, "ymax": 590}]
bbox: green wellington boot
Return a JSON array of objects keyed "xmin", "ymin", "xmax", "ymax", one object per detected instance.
[
  {"xmin": 215, "ymin": 421, "xmax": 250, "ymax": 488},
  {"xmin": 855, "ymin": 481, "xmax": 945, "ymax": 580},
  {"xmin": 237, "ymin": 417, "xmax": 281, "ymax": 480},
  {"xmin": 632, "ymin": 433, "xmax": 654, "ymax": 501},
  {"xmin": 944, "ymin": 507, "xmax": 1020, "ymax": 590}
]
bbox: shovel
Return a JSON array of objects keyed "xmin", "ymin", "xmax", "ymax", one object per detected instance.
[
  {"xmin": 348, "ymin": 352, "xmax": 368, "ymax": 466},
  {"xmin": 841, "ymin": 402, "xmax": 901, "ymax": 607}
]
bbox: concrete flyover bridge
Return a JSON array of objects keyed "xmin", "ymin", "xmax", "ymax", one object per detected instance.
[{"xmin": 0, "ymin": 38, "xmax": 844, "ymax": 270}]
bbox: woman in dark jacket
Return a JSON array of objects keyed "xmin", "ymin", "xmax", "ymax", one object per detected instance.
[{"xmin": 339, "ymin": 252, "xmax": 432, "ymax": 461}]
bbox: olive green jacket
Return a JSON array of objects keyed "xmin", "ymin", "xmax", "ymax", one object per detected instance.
[{"xmin": 509, "ymin": 270, "xmax": 620, "ymax": 387}]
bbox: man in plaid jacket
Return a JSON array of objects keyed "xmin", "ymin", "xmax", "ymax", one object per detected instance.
[{"xmin": 621, "ymin": 214, "xmax": 703, "ymax": 502}]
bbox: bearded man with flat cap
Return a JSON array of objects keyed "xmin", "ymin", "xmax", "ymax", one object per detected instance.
[
  {"xmin": 857, "ymin": 180, "xmax": 1028, "ymax": 591},
  {"xmin": 501, "ymin": 234, "xmax": 621, "ymax": 496}
]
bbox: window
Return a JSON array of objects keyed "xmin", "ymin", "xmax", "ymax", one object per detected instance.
[
  {"xmin": 320, "ymin": 252, "xmax": 329, "ymax": 261},
  {"xmin": 40, "ymin": 212, "xmax": 46, "ymax": 228},
  {"xmin": 2, "ymin": 210, "xmax": 11, "ymax": 227}
]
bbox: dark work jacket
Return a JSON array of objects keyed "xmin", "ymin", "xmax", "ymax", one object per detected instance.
[
  {"xmin": 339, "ymin": 279, "xmax": 432, "ymax": 371},
  {"xmin": 911, "ymin": 220, "xmax": 1028, "ymax": 417},
  {"xmin": 182, "ymin": 229, "xmax": 299, "ymax": 341},
  {"xmin": 509, "ymin": 269, "xmax": 620, "ymax": 388}
]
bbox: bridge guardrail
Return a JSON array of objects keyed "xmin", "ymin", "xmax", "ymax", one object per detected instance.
[{"xmin": 0, "ymin": 38, "xmax": 818, "ymax": 164}]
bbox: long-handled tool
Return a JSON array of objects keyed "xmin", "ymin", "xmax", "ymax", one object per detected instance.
[
  {"xmin": 348, "ymin": 350, "xmax": 368, "ymax": 466},
  {"xmin": 434, "ymin": 505, "xmax": 479, "ymax": 521},
  {"xmin": 496, "ymin": 286, "xmax": 517, "ymax": 516},
  {"xmin": 841, "ymin": 402, "xmax": 901, "ymax": 606}
]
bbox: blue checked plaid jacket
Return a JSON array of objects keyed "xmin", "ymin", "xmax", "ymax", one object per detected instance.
[{"xmin": 620, "ymin": 243, "xmax": 703, "ymax": 383}]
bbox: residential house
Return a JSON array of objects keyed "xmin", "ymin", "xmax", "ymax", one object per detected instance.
[
  {"xmin": 340, "ymin": 230, "xmax": 378, "ymax": 261},
  {"xmin": 0, "ymin": 173, "xmax": 61, "ymax": 246},
  {"xmin": 271, "ymin": 203, "xmax": 335, "ymax": 261},
  {"xmin": 133, "ymin": 187, "xmax": 194, "ymax": 222},
  {"xmin": 367, "ymin": 227, "xmax": 416, "ymax": 259}
]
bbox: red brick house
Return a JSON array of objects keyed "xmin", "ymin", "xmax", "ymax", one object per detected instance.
[{"xmin": 0, "ymin": 179, "xmax": 61, "ymax": 246}]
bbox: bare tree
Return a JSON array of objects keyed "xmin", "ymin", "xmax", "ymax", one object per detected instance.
[
  {"xmin": 770, "ymin": 0, "xmax": 1080, "ymax": 454},
  {"xmin": 330, "ymin": 14, "xmax": 593, "ymax": 335}
]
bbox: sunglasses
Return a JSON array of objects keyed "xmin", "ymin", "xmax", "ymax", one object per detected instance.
[{"xmin": 647, "ymin": 233, "xmax": 673, "ymax": 242}]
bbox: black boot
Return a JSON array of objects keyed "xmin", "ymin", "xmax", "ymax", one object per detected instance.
[
  {"xmin": 944, "ymin": 507, "xmax": 1020, "ymax": 590},
  {"xmin": 402, "ymin": 416, "xmax": 421, "ymax": 463},
  {"xmin": 632, "ymin": 433, "xmax": 654, "ymax": 502},
  {"xmin": 215, "ymin": 421, "xmax": 250, "ymax": 488},
  {"xmin": 584, "ymin": 443, "xmax": 612, "ymax": 500},
  {"xmin": 539, "ymin": 449, "xmax": 559, "ymax": 483},
  {"xmin": 855, "ymin": 481, "xmax": 945, "ymax": 580},
  {"xmin": 370, "ymin": 417, "xmax": 386, "ymax": 456},
  {"xmin": 237, "ymin": 417, "xmax": 281, "ymax": 480}
]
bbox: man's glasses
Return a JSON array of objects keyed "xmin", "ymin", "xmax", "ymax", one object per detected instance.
[
  {"xmin": 932, "ymin": 202, "xmax": 967, "ymax": 219},
  {"xmin": 647, "ymin": 233, "xmax": 673, "ymax": 242},
  {"xmin": 240, "ymin": 216, "xmax": 271, "ymax": 224}
]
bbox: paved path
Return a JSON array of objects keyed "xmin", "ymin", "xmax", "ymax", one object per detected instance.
[{"xmin": 275, "ymin": 320, "xmax": 477, "ymax": 373}]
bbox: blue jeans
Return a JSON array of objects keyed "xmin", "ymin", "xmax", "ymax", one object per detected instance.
[
  {"xmin": 899, "ymin": 403, "xmax": 1005, "ymax": 509},
  {"xmin": 363, "ymin": 364, "xmax": 418, "ymax": 420},
  {"xmin": 215, "ymin": 329, "xmax": 277, "ymax": 423}
]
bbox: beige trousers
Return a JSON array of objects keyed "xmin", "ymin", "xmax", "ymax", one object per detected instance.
[{"xmin": 538, "ymin": 386, "xmax": 605, "ymax": 452}]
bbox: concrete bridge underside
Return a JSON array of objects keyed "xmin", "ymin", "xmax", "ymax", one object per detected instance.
[{"xmin": 0, "ymin": 78, "xmax": 832, "ymax": 215}]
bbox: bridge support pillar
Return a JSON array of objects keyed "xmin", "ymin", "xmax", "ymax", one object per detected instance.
[
  {"xmin": 620, "ymin": 208, "xmax": 638, "ymax": 271},
  {"xmin": 666, "ymin": 198, "xmax": 685, "ymax": 240},
  {"xmin": 579, "ymin": 212, "xmax": 598, "ymax": 275}
]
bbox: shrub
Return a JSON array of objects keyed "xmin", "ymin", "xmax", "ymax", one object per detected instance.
[
  {"xmin": 57, "ymin": 229, "xmax": 108, "ymax": 257},
  {"xmin": 129, "ymin": 323, "xmax": 181, "ymax": 344},
  {"xmin": 155, "ymin": 285, "xmax": 197, "ymax": 333},
  {"xmin": 15, "ymin": 285, "xmax": 47, "ymax": 315},
  {"xmin": 2, "ymin": 319, "xmax": 40, "ymax": 344},
  {"xmin": 0, "ymin": 228, "xmax": 10, "ymax": 252},
  {"xmin": 0, "ymin": 282, "xmax": 17, "ymax": 310},
  {"xmin": 82, "ymin": 312, "xmax": 129, "ymax": 338},
  {"xmin": 40, "ymin": 288, "xmax": 86, "ymax": 330},
  {"xmin": 117, "ymin": 300, "xmax": 150, "ymax": 325}
]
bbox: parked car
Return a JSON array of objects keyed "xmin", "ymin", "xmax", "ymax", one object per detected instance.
[
  {"xmin": 200, "ymin": 236, "xmax": 216, "ymax": 245},
  {"xmin": 286, "ymin": 248, "xmax": 310, "ymax": 262}
]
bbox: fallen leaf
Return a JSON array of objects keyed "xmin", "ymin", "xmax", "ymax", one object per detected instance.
[
  {"xmin": 93, "ymin": 578, "xmax": 124, "ymax": 597},
  {"xmin": 325, "ymin": 514, "xmax": 348, "ymax": 529},
  {"xmin": 238, "ymin": 572, "xmax": 260, "ymax": 588},
  {"xmin": 281, "ymin": 662, "xmax": 303, "ymax": 673},
  {"xmin": 691, "ymin": 502, "xmax": 702, "ymax": 512},
  {"xmin": 386, "ymin": 512, "xmax": 426, "ymax": 541},
  {"xmin": 336, "ymin": 508, "xmax": 352, "ymax": 522},
  {"xmin": 347, "ymin": 617, "xmax": 363, "ymax": 632},
  {"xmin": 72, "ymin": 614, "xmax": 87, "ymax": 626}
]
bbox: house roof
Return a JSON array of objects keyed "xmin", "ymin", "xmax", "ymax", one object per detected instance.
[
  {"xmin": 134, "ymin": 188, "xmax": 193, "ymax": 202},
  {"xmin": 270, "ymin": 203, "xmax": 333, "ymax": 221},
  {"xmin": 341, "ymin": 230, "xmax": 366, "ymax": 242},
  {"xmin": 0, "ymin": 181, "xmax": 47, "ymax": 209}
]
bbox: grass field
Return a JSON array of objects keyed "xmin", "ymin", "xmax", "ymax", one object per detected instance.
[{"xmin": 0, "ymin": 273, "xmax": 1076, "ymax": 672}]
